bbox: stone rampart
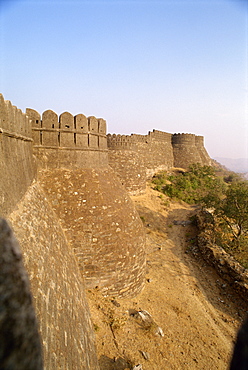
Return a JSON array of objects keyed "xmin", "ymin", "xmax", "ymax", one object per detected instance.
[
  {"xmin": 107, "ymin": 134, "xmax": 146, "ymax": 195},
  {"xmin": 195, "ymin": 135, "xmax": 212, "ymax": 166},
  {"xmin": 0, "ymin": 94, "xmax": 36, "ymax": 216},
  {"xmin": 107, "ymin": 130, "xmax": 211, "ymax": 193},
  {"xmin": 172, "ymin": 133, "xmax": 204, "ymax": 168},
  {"xmin": 108, "ymin": 149, "xmax": 146, "ymax": 195},
  {"xmin": 108, "ymin": 130, "xmax": 175, "ymax": 185},
  {"xmin": 135, "ymin": 130, "xmax": 174, "ymax": 177},
  {"xmin": 8, "ymin": 183, "xmax": 99, "ymax": 369},
  {"xmin": 0, "ymin": 92, "xmax": 212, "ymax": 368},
  {"xmin": 26, "ymin": 105, "xmax": 147, "ymax": 297},
  {"xmin": 26, "ymin": 108, "xmax": 108, "ymax": 169},
  {"xmin": 38, "ymin": 168, "xmax": 146, "ymax": 297},
  {"xmin": 0, "ymin": 94, "xmax": 100, "ymax": 369}
]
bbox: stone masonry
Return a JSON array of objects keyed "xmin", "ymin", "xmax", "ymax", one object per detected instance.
[
  {"xmin": 108, "ymin": 130, "xmax": 211, "ymax": 194},
  {"xmin": 9, "ymin": 183, "xmax": 99, "ymax": 369},
  {"xmin": 0, "ymin": 218, "xmax": 43, "ymax": 369},
  {"xmin": 25, "ymin": 107, "xmax": 147, "ymax": 299},
  {"xmin": 0, "ymin": 92, "xmax": 212, "ymax": 368}
]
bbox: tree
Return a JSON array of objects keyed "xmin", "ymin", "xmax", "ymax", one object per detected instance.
[{"xmin": 220, "ymin": 181, "xmax": 248, "ymax": 245}]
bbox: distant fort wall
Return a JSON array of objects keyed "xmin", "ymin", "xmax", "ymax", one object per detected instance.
[
  {"xmin": 134, "ymin": 130, "xmax": 174, "ymax": 177},
  {"xmin": 107, "ymin": 130, "xmax": 174, "ymax": 194},
  {"xmin": 172, "ymin": 133, "xmax": 211, "ymax": 168},
  {"xmin": 195, "ymin": 135, "xmax": 212, "ymax": 166},
  {"xmin": 107, "ymin": 130, "xmax": 211, "ymax": 193},
  {"xmin": 107, "ymin": 134, "xmax": 147, "ymax": 195}
]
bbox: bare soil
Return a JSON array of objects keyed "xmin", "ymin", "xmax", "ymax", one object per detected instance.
[{"xmin": 87, "ymin": 184, "xmax": 248, "ymax": 370}]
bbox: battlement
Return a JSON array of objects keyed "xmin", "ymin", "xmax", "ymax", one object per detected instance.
[
  {"xmin": 149, "ymin": 129, "xmax": 172, "ymax": 142},
  {"xmin": 107, "ymin": 130, "xmax": 172, "ymax": 150},
  {"xmin": 107, "ymin": 133, "xmax": 136, "ymax": 150},
  {"xmin": 172, "ymin": 133, "xmax": 196, "ymax": 145},
  {"xmin": 195, "ymin": 135, "xmax": 204, "ymax": 146},
  {"xmin": 0, "ymin": 95, "xmax": 35, "ymax": 216},
  {"xmin": 0, "ymin": 93, "xmax": 212, "ymax": 369},
  {"xmin": 130, "ymin": 133, "xmax": 150, "ymax": 142},
  {"xmin": 0, "ymin": 94, "xmax": 32, "ymax": 141},
  {"xmin": 26, "ymin": 108, "xmax": 107, "ymax": 150},
  {"xmin": 24, "ymin": 108, "xmax": 108, "ymax": 169}
]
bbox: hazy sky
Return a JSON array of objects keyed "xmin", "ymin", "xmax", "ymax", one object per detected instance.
[{"xmin": 0, "ymin": 0, "xmax": 247, "ymax": 159}]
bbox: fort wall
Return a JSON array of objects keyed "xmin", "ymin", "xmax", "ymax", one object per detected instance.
[
  {"xmin": 0, "ymin": 94, "xmax": 36, "ymax": 216},
  {"xmin": 26, "ymin": 106, "xmax": 147, "ymax": 297},
  {"xmin": 26, "ymin": 108, "xmax": 108, "ymax": 169},
  {"xmin": 9, "ymin": 183, "xmax": 99, "ymax": 369},
  {"xmin": 107, "ymin": 130, "xmax": 175, "ymax": 193},
  {"xmin": 0, "ymin": 94, "xmax": 99, "ymax": 369},
  {"xmin": 172, "ymin": 133, "xmax": 207, "ymax": 168},
  {"xmin": 195, "ymin": 135, "xmax": 212, "ymax": 166},
  {"xmin": 38, "ymin": 168, "xmax": 146, "ymax": 297},
  {"xmin": 0, "ymin": 93, "xmax": 212, "ymax": 368},
  {"xmin": 132, "ymin": 130, "xmax": 174, "ymax": 177},
  {"xmin": 107, "ymin": 130, "xmax": 211, "ymax": 193},
  {"xmin": 107, "ymin": 134, "xmax": 147, "ymax": 195}
]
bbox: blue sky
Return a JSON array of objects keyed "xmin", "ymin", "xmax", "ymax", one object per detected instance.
[{"xmin": 0, "ymin": 0, "xmax": 247, "ymax": 159}]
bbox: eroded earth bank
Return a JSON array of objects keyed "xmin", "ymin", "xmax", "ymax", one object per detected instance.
[{"xmin": 87, "ymin": 185, "xmax": 248, "ymax": 370}]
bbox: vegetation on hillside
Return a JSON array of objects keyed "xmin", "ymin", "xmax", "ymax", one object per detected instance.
[
  {"xmin": 152, "ymin": 164, "xmax": 226, "ymax": 204},
  {"xmin": 152, "ymin": 164, "xmax": 248, "ymax": 267}
]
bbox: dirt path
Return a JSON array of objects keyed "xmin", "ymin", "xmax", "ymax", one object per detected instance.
[{"xmin": 87, "ymin": 185, "xmax": 248, "ymax": 370}]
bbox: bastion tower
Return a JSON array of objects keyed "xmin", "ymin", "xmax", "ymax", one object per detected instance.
[{"xmin": 26, "ymin": 108, "xmax": 146, "ymax": 298}]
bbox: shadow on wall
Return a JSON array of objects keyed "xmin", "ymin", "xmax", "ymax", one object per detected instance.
[{"xmin": 0, "ymin": 218, "xmax": 43, "ymax": 370}]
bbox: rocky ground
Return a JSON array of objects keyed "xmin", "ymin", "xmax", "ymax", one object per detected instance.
[{"xmin": 87, "ymin": 184, "xmax": 248, "ymax": 370}]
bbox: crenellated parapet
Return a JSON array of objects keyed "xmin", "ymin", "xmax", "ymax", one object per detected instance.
[
  {"xmin": 172, "ymin": 133, "xmax": 205, "ymax": 168},
  {"xmin": 149, "ymin": 129, "xmax": 172, "ymax": 143},
  {"xmin": 108, "ymin": 129, "xmax": 174, "ymax": 181},
  {"xmin": 172, "ymin": 133, "xmax": 196, "ymax": 145},
  {"xmin": 0, "ymin": 93, "xmax": 146, "ymax": 370},
  {"xmin": 131, "ymin": 133, "xmax": 151, "ymax": 143},
  {"xmin": 107, "ymin": 133, "xmax": 136, "ymax": 150},
  {"xmin": 0, "ymin": 93, "xmax": 214, "ymax": 369},
  {"xmin": 0, "ymin": 94, "xmax": 32, "ymax": 140},
  {"xmin": 26, "ymin": 108, "xmax": 107, "ymax": 150},
  {"xmin": 0, "ymin": 94, "xmax": 35, "ymax": 216},
  {"xmin": 129, "ymin": 129, "xmax": 172, "ymax": 144},
  {"xmin": 26, "ymin": 108, "xmax": 108, "ymax": 169}
]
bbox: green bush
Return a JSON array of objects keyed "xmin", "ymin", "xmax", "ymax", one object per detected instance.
[{"xmin": 152, "ymin": 164, "xmax": 226, "ymax": 204}]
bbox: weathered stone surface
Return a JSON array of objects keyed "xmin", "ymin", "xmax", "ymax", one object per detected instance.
[
  {"xmin": 172, "ymin": 133, "xmax": 210, "ymax": 168},
  {"xmin": 108, "ymin": 149, "xmax": 146, "ymax": 195},
  {"xmin": 0, "ymin": 98, "xmax": 36, "ymax": 217},
  {"xmin": 38, "ymin": 167, "xmax": 146, "ymax": 298},
  {"xmin": 0, "ymin": 93, "xmax": 212, "ymax": 369},
  {"xmin": 0, "ymin": 218, "xmax": 43, "ymax": 369},
  {"xmin": 9, "ymin": 183, "xmax": 99, "ymax": 369},
  {"xmin": 108, "ymin": 130, "xmax": 211, "ymax": 194}
]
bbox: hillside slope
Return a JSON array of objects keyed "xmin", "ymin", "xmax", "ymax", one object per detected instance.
[{"xmin": 87, "ymin": 184, "xmax": 248, "ymax": 370}]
